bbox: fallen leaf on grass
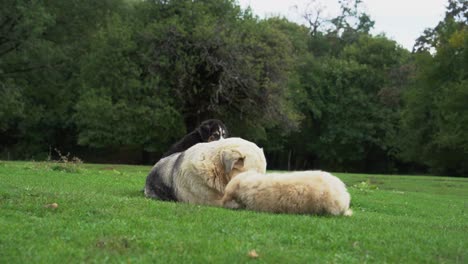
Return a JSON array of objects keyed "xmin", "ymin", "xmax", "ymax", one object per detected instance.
[
  {"xmin": 248, "ymin": 250, "xmax": 259, "ymax": 258},
  {"xmin": 44, "ymin": 203, "xmax": 58, "ymax": 209}
]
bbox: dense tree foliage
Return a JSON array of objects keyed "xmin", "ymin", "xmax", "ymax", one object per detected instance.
[
  {"xmin": 0, "ymin": 0, "xmax": 466, "ymax": 176},
  {"xmin": 400, "ymin": 0, "xmax": 468, "ymax": 175}
]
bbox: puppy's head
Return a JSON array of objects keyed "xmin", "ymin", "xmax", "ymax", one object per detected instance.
[
  {"xmin": 221, "ymin": 146, "xmax": 266, "ymax": 180},
  {"xmin": 222, "ymin": 150, "xmax": 245, "ymax": 177},
  {"xmin": 197, "ymin": 119, "xmax": 228, "ymax": 142}
]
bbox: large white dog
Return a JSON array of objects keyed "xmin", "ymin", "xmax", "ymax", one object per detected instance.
[
  {"xmin": 145, "ymin": 137, "xmax": 267, "ymax": 206},
  {"xmin": 221, "ymin": 170, "xmax": 352, "ymax": 216}
]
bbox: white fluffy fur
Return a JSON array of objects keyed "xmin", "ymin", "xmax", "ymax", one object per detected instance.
[
  {"xmin": 146, "ymin": 137, "xmax": 267, "ymax": 206},
  {"xmin": 222, "ymin": 170, "xmax": 352, "ymax": 216}
]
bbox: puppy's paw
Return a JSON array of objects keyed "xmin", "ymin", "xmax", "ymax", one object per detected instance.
[{"xmin": 224, "ymin": 200, "xmax": 241, "ymax": 209}]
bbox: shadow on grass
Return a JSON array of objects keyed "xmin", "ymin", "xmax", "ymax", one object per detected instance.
[{"xmin": 124, "ymin": 189, "xmax": 146, "ymax": 198}]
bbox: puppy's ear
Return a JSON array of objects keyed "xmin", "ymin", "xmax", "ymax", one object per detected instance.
[
  {"xmin": 220, "ymin": 123, "xmax": 229, "ymax": 138},
  {"xmin": 221, "ymin": 150, "xmax": 245, "ymax": 175},
  {"xmin": 197, "ymin": 123, "xmax": 212, "ymax": 141}
]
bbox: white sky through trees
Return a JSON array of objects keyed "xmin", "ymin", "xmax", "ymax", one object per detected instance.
[{"xmin": 237, "ymin": 0, "xmax": 447, "ymax": 50}]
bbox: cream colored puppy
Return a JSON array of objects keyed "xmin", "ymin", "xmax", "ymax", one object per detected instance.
[
  {"xmin": 222, "ymin": 170, "xmax": 352, "ymax": 216},
  {"xmin": 145, "ymin": 137, "xmax": 267, "ymax": 206}
]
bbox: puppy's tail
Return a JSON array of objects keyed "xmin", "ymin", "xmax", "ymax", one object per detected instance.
[{"xmin": 343, "ymin": 209, "xmax": 353, "ymax": 217}]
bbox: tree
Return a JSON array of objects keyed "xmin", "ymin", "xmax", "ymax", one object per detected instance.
[
  {"xmin": 138, "ymin": 0, "xmax": 301, "ymax": 136},
  {"xmin": 75, "ymin": 13, "xmax": 185, "ymax": 153},
  {"xmin": 0, "ymin": 0, "xmax": 134, "ymax": 158},
  {"xmin": 275, "ymin": 1, "xmax": 409, "ymax": 173},
  {"xmin": 400, "ymin": 0, "xmax": 468, "ymax": 175}
]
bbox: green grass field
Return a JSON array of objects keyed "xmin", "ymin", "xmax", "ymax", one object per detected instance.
[{"xmin": 0, "ymin": 161, "xmax": 466, "ymax": 263}]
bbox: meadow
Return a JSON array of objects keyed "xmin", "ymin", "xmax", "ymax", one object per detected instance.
[{"xmin": 0, "ymin": 161, "xmax": 466, "ymax": 263}]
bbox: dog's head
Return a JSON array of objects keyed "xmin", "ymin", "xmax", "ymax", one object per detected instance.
[{"xmin": 197, "ymin": 119, "xmax": 229, "ymax": 142}]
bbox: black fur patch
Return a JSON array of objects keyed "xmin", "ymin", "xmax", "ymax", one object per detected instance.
[
  {"xmin": 144, "ymin": 153, "xmax": 186, "ymax": 201},
  {"xmin": 144, "ymin": 165, "xmax": 176, "ymax": 201}
]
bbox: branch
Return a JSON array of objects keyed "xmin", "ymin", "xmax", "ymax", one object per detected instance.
[
  {"xmin": 0, "ymin": 61, "xmax": 63, "ymax": 75},
  {"xmin": 0, "ymin": 42, "xmax": 21, "ymax": 57}
]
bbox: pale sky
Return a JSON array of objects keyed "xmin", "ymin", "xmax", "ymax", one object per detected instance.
[{"xmin": 237, "ymin": 0, "xmax": 447, "ymax": 50}]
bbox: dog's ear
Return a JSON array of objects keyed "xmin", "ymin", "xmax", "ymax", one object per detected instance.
[
  {"xmin": 197, "ymin": 123, "xmax": 212, "ymax": 141},
  {"xmin": 221, "ymin": 150, "xmax": 245, "ymax": 175}
]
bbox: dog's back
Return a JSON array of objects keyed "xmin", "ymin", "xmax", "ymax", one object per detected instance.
[{"xmin": 222, "ymin": 170, "xmax": 352, "ymax": 216}]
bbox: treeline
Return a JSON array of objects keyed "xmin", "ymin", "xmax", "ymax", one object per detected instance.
[{"xmin": 0, "ymin": 0, "xmax": 467, "ymax": 176}]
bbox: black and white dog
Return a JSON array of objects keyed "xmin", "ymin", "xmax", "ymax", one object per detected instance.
[
  {"xmin": 142, "ymin": 119, "xmax": 229, "ymax": 198},
  {"xmin": 161, "ymin": 119, "xmax": 228, "ymax": 158},
  {"xmin": 144, "ymin": 137, "xmax": 267, "ymax": 204}
]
